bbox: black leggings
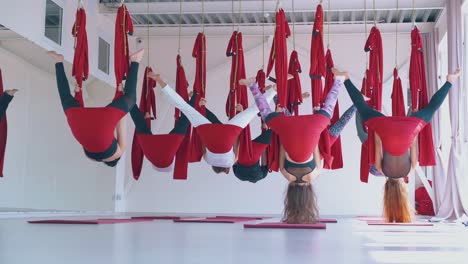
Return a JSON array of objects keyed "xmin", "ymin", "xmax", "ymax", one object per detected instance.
[
  {"xmin": 130, "ymin": 93, "xmax": 196, "ymax": 136},
  {"xmin": 0, "ymin": 92, "xmax": 13, "ymax": 121},
  {"xmin": 55, "ymin": 62, "xmax": 139, "ymax": 112},
  {"xmin": 344, "ymin": 79, "xmax": 452, "ymax": 123}
]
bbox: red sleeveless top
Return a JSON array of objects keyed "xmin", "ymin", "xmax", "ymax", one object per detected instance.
[
  {"xmin": 65, "ymin": 107, "xmax": 126, "ymax": 152},
  {"xmin": 366, "ymin": 116, "xmax": 427, "ymax": 156},
  {"xmin": 195, "ymin": 124, "xmax": 243, "ymax": 154},
  {"xmin": 268, "ymin": 114, "xmax": 330, "ymax": 162},
  {"xmin": 137, "ymin": 134, "xmax": 185, "ymax": 168}
]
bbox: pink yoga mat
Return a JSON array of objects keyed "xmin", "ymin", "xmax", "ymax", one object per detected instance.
[
  {"xmin": 174, "ymin": 218, "xmax": 246, "ymax": 223},
  {"xmin": 244, "ymin": 222, "xmax": 326, "ymax": 229},
  {"xmin": 131, "ymin": 216, "xmax": 183, "ymax": 220},
  {"xmin": 318, "ymin": 218, "xmax": 338, "ymax": 223},
  {"xmin": 28, "ymin": 218, "xmax": 152, "ymax": 225},
  {"xmin": 213, "ymin": 216, "xmax": 268, "ymax": 220},
  {"xmin": 367, "ymin": 221, "xmax": 434, "ymax": 226}
]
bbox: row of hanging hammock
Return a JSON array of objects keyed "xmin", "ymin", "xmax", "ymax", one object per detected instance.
[{"xmin": 70, "ymin": 0, "xmax": 435, "ymax": 183}]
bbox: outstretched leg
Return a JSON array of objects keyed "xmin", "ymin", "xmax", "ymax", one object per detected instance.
[
  {"xmin": 411, "ymin": 82, "xmax": 453, "ymax": 122},
  {"xmin": 228, "ymin": 88, "xmax": 276, "ymax": 129},
  {"xmin": 130, "ymin": 106, "xmax": 152, "ymax": 134},
  {"xmin": 316, "ymin": 78, "xmax": 343, "ymax": 119},
  {"xmin": 328, "ymin": 105, "xmax": 357, "ymax": 144},
  {"xmin": 48, "ymin": 51, "xmax": 81, "ymax": 111}
]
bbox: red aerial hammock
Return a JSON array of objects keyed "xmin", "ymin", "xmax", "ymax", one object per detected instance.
[
  {"xmin": 266, "ymin": 8, "xmax": 290, "ymax": 109},
  {"xmin": 391, "ymin": 68, "xmax": 405, "ymax": 117},
  {"xmin": 173, "ymin": 54, "xmax": 191, "ymax": 180},
  {"xmin": 226, "ymin": 30, "xmax": 253, "ymax": 162},
  {"xmin": 409, "ymin": 26, "xmax": 435, "ymax": 166},
  {"xmin": 309, "ymin": 3, "xmax": 326, "ymax": 111},
  {"xmin": 364, "ymin": 26, "xmax": 383, "ymax": 111},
  {"xmin": 71, "ymin": 5, "xmax": 89, "ymax": 107},
  {"xmin": 188, "ymin": 32, "xmax": 207, "ymax": 162},
  {"xmin": 286, "ymin": 50, "xmax": 303, "ymax": 116},
  {"xmin": 131, "ymin": 67, "xmax": 156, "ymax": 180},
  {"xmin": 0, "ymin": 69, "xmax": 7, "ymax": 177},
  {"xmin": 114, "ymin": 3, "xmax": 134, "ymax": 100}
]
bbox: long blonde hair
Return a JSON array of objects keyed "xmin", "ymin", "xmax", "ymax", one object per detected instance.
[
  {"xmin": 383, "ymin": 178, "xmax": 413, "ymax": 223},
  {"xmin": 282, "ymin": 183, "xmax": 319, "ymax": 224}
]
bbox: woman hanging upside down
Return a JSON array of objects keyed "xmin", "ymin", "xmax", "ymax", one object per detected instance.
[
  {"xmin": 48, "ymin": 49, "xmax": 144, "ymax": 167},
  {"xmin": 0, "ymin": 89, "xmax": 18, "ymax": 121},
  {"xmin": 148, "ymin": 72, "xmax": 276, "ymax": 173},
  {"xmin": 334, "ymin": 67, "xmax": 460, "ymax": 223},
  {"xmin": 129, "ymin": 100, "xmax": 192, "ymax": 172},
  {"xmin": 245, "ymin": 76, "xmax": 348, "ymax": 224}
]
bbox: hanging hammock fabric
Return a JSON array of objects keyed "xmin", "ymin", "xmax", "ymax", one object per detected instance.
[
  {"xmin": 131, "ymin": 67, "xmax": 156, "ymax": 180},
  {"xmin": 226, "ymin": 31, "xmax": 253, "ymax": 163},
  {"xmin": 318, "ymin": 49, "xmax": 344, "ymax": 169},
  {"xmin": 256, "ymin": 69, "xmax": 266, "ymax": 93},
  {"xmin": 364, "ymin": 26, "xmax": 383, "ymax": 111},
  {"xmin": 391, "ymin": 68, "xmax": 406, "ymax": 117},
  {"xmin": 114, "ymin": 4, "xmax": 134, "ymax": 100},
  {"xmin": 0, "ymin": 69, "xmax": 7, "ymax": 177},
  {"xmin": 71, "ymin": 7, "xmax": 89, "ymax": 107},
  {"xmin": 173, "ymin": 55, "xmax": 191, "ymax": 180},
  {"xmin": 188, "ymin": 33, "xmax": 207, "ymax": 162},
  {"xmin": 286, "ymin": 50, "xmax": 303, "ymax": 116},
  {"xmin": 409, "ymin": 27, "xmax": 435, "ymax": 166},
  {"xmin": 309, "ymin": 4, "xmax": 326, "ymax": 110},
  {"xmin": 266, "ymin": 9, "xmax": 290, "ymax": 108}
]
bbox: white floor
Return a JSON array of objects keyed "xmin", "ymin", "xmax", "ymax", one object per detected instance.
[{"xmin": 1, "ymin": 214, "xmax": 467, "ymax": 264}]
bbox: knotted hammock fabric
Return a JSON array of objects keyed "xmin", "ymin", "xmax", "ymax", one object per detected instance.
[
  {"xmin": 309, "ymin": 4, "xmax": 326, "ymax": 110},
  {"xmin": 391, "ymin": 68, "xmax": 406, "ymax": 117},
  {"xmin": 114, "ymin": 4, "xmax": 134, "ymax": 100},
  {"xmin": 287, "ymin": 50, "xmax": 303, "ymax": 116},
  {"xmin": 0, "ymin": 69, "xmax": 7, "ymax": 177},
  {"xmin": 318, "ymin": 49, "xmax": 343, "ymax": 169},
  {"xmin": 189, "ymin": 33, "xmax": 207, "ymax": 162},
  {"xmin": 364, "ymin": 26, "xmax": 383, "ymax": 111},
  {"xmin": 226, "ymin": 31, "xmax": 253, "ymax": 162},
  {"xmin": 266, "ymin": 8, "xmax": 290, "ymax": 109},
  {"xmin": 173, "ymin": 55, "xmax": 191, "ymax": 180},
  {"xmin": 131, "ymin": 67, "xmax": 156, "ymax": 180},
  {"xmin": 71, "ymin": 7, "xmax": 89, "ymax": 107},
  {"xmin": 409, "ymin": 27, "xmax": 435, "ymax": 166}
]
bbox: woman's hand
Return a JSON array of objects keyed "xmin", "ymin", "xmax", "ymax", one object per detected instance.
[
  {"xmin": 5, "ymin": 89, "xmax": 18, "ymax": 96},
  {"xmin": 447, "ymin": 69, "xmax": 461, "ymax": 84},
  {"xmin": 331, "ymin": 68, "xmax": 350, "ymax": 80}
]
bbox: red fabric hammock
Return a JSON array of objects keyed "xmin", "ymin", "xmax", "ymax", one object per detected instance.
[
  {"xmin": 309, "ymin": 4, "xmax": 326, "ymax": 110},
  {"xmin": 392, "ymin": 68, "xmax": 406, "ymax": 117},
  {"xmin": 360, "ymin": 71, "xmax": 374, "ymax": 183},
  {"xmin": 173, "ymin": 55, "xmax": 191, "ymax": 180},
  {"xmin": 114, "ymin": 4, "xmax": 134, "ymax": 100},
  {"xmin": 287, "ymin": 50, "xmax": 303, "ymax": 116},
  {"xmin": 131, "ymin": 67, "xmax": 156, "ymax": 180},
  {"xmin": 188, "ymin": 33, "xmax": 207, "ymax": 162},
  {"xmin": 71, "ymin": 7, "xmax": 89, "ymax": 107},
  {"xmin": 0, "ymin": 69, "xmax": 7, "ymax": 177},
  {"xmin": 364, "ymin": 26, "xmax": 383, "ymax": 111},
  {"xmin": 225, "ymin": 31, "xmax": 253, "ymax": 162},
  {"xmin": 318, "ymin": 49, "xmax": 343, "ymax": 169},
  {"xmin": 266, "ymin": 9, "xmax": 290, "ymax": 109},
  {"xmin": 409, "ymin": 27, "xmax": 435, "ymax": 166}
]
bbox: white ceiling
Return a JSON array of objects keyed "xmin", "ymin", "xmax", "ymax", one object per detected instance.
[{"xmin": 98, "ymin": 0, "xmax": 446, "ymax": 35}]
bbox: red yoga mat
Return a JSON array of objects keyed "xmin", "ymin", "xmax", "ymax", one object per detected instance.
[
  {"xmin": 28, "ymin": 218, "xmax": 152, "ymax": 225},
  {"xmin": 244, "ymin": 222, "xmax": 326, "ymax": 229},
  {"xmin": 213, "ymin": 216, "xmax": 269, "ymax": 220},
  {"xmin": 367, "ymin": 221, "xmax": 434, "ymax": 226},
  {"xmin": 173, "ymin": 218, "xmax": 248, "ymax": 223},
  {"xmin": 318, "ymin": 218, "xmax": 338, "ymax": 223}
]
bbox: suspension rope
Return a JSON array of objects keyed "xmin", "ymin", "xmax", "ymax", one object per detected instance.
[
  {"xmin": 292, "ymin": 0, "xmax": 296, "ymax": 50},
  {"xmin": 395, "ymin": 0, "xmax": 399, "ymax": 68},
  {"xmin": 364, "ymin": 0, "xmax": 368, "ymax": 70},
  {"xmin": 146, "ymin": 0, "xmax": 150, "ymax": 68},
  {"xmin": 232, "ymin": 0, "xmax": 235, "ymax": 31},
  {"xmin": 373, "ymin": 0, "xmax": 377, "ymax": 26},
  {"xmin": 262, "ymin": 0, "xmax": 265, "ymax": 69},
  {"xmin": 238, "ymin": 0, "xmax": 242, "ymax": 31},
  {"xmin": 178, "ymin": 0, "xmax": 183, "ymax": 55},
  {"xmin": 202, "ymin": 0, "xmax": 205, "ymax": 33},
  {"xmin": 412, "ymin": 0, "xmax": 416, "ymax": 26},
  {"xmin": 202, "ymin": 0, "xmax": 206, "ymax": 93},
  {"xmin": 327, "ymin": 0, "xmax": 331, "ymax": 48}
]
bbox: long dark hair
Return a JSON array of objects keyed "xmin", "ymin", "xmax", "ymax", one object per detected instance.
[
  {"xmin": 383, "ymin": 178, "xmax": 413, "ymax": 223},
  {"xmin": 282, "ymin": 183, "xmax": 319, "ymax": 224}
]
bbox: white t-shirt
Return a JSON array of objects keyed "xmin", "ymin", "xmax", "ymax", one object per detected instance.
[{"xmin": 204, "ymin": 148, "xmax": 235, "ymax": 168}]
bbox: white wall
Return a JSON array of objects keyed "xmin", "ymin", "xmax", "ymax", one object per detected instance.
[
  {"xmin": 123, "ymin": 31, "xmax": 413, "ymax": 216},
  {"xmin": 0, "ymin": 47, "xmax": 116, "ymax": 211}
]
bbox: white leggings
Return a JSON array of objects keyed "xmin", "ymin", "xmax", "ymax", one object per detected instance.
[{"xmin": 162, "ymin": 84, "xmax": 277, "ymax": 128}]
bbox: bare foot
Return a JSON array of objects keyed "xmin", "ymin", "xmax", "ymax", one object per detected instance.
[
  {"xmin": 362, "ymin": 94, "xmax": 371, "ymax": 101},
  {"xmin": 332, "ymin": 68, "xmax": 349, "ymax": 80},
  {"xmin": 275, "ymin": 106, "xmax": 285, "ymax": 113},
  {"xmin": 47, "ymin": 51, "xmax": 64, "ymax": 63},
  {"xmin": 188, "ymin": 91, "xmax": 194, "ymax": 98},
  {"xmin": 302, "ymin": 91, "xmax": 310, "ymax": 99},
  {"xmin": 144, "ymin": 112, "xmax": 151, "ymax": 119},
  {"xmin": 199, "ymin": 97, "xmax": 207, "ymax": 107},
  {"xmin": 261, "ymin": 122, "xmax": 268, "ymax": 130},
  {"xmin": 117, "ymin": 83, "xmax": 124, "ymax": 92},
  {"xmin": 239, "ymin": 77, "xmax": 256, "ymax": 86},
  {"xmin": 147, "ymin": 72, "xmax": 160, "ymax": 81},
  {"xmin": 130, "ymin": 48, "xmax": 145, "ymax": 63},
  {"xmin": 447, "ymin": 69, "xmax": 461, "ymax": 84},
  {"xmin": 287, "ymin": 74, "xmax": 294, "ymax": 80},
  {"xmin": 266, "ymin": 84, "xmax": 277, "ymax": 91},
  {"xmin": 235, "ymin": 104, "xmax": 244, "ymax": 112},
  {"xmin": 74, "ymin": 84, "xmax": 81, "ymax": 93},
  {"xmin": 5, "ymin": 89, "xmax": 18, "ymax": 96}
]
